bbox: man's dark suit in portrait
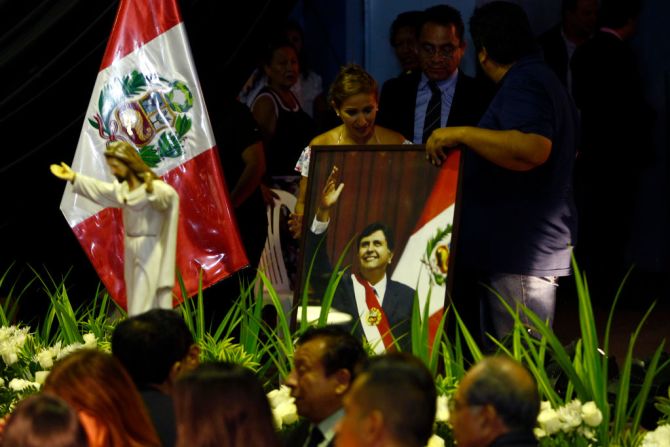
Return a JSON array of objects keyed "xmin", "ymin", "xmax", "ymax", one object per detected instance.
[
  {"xmin": 304, "ymin": 168, "xmax": 414, "ymax": 353},
  {"xmin": 377, "ymin": 4, "xmax": 492, "ymax": 144}
]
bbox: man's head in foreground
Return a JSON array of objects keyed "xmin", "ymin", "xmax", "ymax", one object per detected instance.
[
  {"xmin": 450, "ymin": 355, "xmax": 540, "ymax": 447},
  {"xmin": 336, "ymin": 352, "xmax": 436, "ymax": 447},
  {"xmin": 285, "ymin": 326, "xmax": 368, "ymax": 424}
]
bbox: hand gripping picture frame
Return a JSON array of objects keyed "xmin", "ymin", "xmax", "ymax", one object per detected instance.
[{"xmin": 295, "ymin": 144, "xmax": 463, "ymax": 353}]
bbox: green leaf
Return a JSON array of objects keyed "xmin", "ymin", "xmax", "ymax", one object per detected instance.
[
  {"xmin": 122, "ymin": 70, "xmax": 147, "ymax": 97},
  {"xmin": 88, "ymin": 118, "xmax": 99, "ymax": 130},
  {"xmin": 175, "ymin": 115, "xmax": 192, "ymax": 139},
  {"xmin": 158, "ymin": 132, "xmax": 183, "ymax": 158},
  {"xmin": 139, "ymin": 145, "xmax": 160, "ymax": 168}
]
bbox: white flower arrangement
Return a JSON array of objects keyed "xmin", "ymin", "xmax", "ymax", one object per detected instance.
[
  {"xmin": 640, "ymin": 424, "xmax": 670, "ymax": 447},
  {"xmin": 0, "ymin": 326, "xmax": 29, "ymax": 366},
  {"xmin": 534, "ymin": 399, "xmax": 603, "ymax": 446},
  {"xmin": 267, "ymin": 385, "xmax": 298, "ymax": 429}
]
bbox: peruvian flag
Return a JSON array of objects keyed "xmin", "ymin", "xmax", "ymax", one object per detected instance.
[
  {"xmin": 59, "ymin": 0, "xmax": 248, "ymax": 310},
  {"xmin": 391, "ymin": 150, "xmax": 460, "ymax": 341}
]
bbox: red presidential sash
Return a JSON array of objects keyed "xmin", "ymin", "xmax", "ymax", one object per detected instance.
[{"xmin": 354, "ymin": 274, "xmax": 395, "ymax": 351}]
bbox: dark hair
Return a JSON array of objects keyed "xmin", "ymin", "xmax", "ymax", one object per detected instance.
[
  {"xmin": 561, "ymin": 0, "xmax": 579, "ymax": 14},
  {"xmin": 390, "ymin": 11, "xmax": 424, "ymax": 46},
  {"xmin": 421, "ymin": 4, "xmax": 465, "ymax": 42},
  {"xmin": 283, "ymin": 18, "xmax": 304, "ymax": 44},
  {"xmin": 599, "ymin": 0, "xmax": 642, "ymax": 28},
  {"xmin": 296, "ymin": 326, "xmax": 368, "ymax": 380},
  {"xmin": 328, "ymin": 64, "xmax": 378, "ymax": 108},
  {"xmin": 43, "ymin": 349, "xmax": 160, "ymax": 447},
  {"xmin": 357, "ymin": 222, "xmax": 395, "ymax": 251},
  {"xmin": 112, "ymin": 309, "xmax": 194, "ymax": 387},
  {"xmin": 2, "ymin": 394, "xmax": 88, "ymax": 447},
  {"xmin": 354, "ymin": 353, "xmax": 436, "ymax": 447},
  {"xmin": 464, "ymin": 356, "xmax": 540, "ymax": 432},
  {"xmin": 261, "ymin": 37, "xmax": 297, "ymax": 67},
  {"xmin": 469, "ymin": 1, "xmax": 538, "ymax": 64},
  {"xmin": 174, "ymin": 362, "xmax": 280, "ymax": 447}
]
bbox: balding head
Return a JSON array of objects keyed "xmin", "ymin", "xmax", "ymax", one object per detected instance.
[{"xmin": 451, "ymin": 356, "xmax": 539, "ymax": 447}]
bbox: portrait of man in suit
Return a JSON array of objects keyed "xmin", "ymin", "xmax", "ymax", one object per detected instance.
[{"xmin": 304, "ymin": 166, "xmax": 415, "ymax": 353}]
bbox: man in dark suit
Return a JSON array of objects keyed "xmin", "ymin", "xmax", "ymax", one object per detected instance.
[
  {"xmin": 377, "ymin": 4, "xmax": 492, "ymax": 144},
  {"xmin": 305, "ymin": 167, "xmax": 414, "ymax": 353},
  {"xmin": 284, "ymin": 326, "xmax": 368, "ymax": 447},
  {"xmin": 538, "ymin": 0, "xmax": 598, "ymax": 91},
  {"xmin": 570, "ymin": 0, "xmax": 653, "ymax": 301}
]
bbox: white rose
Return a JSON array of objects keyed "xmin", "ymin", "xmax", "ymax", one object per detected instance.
[
  {"xmin": 2, "ymin": 350, "xmax": 18, "ymax": 366},
  {"xmin": 8, "ymin": 378, "xmax": 39, "ymax": 392},
  {"xmin": 581, "ymin": 401, "xmax": 603, "ymax": 427},
  {"xmin": 533, "ymin": 427, "xmax": 547, "ymax": 439},
  {"xmin": 641, "ymin": 425, "xmax": 670, "ymax": 447},
  {"xmin": 34, "ymin": 371, "xmax": 50, "ymax": 385},
  {"xmin": 267, "ymin": 386, "xmax": 292, "ymax": 408},
  {"xmin": 425, "ymin": 434, "xmax": 445, "ymax": 447},
  {"xmin": 83, "ymin": 333, "xmax": 97, "ymax": 349},
  {"xmin": 36, "ymin": 350, "xmax": 53, "ymax": 369},
  {"xmin": 275, "ymin": 400, "xmax": 298, "ymax": 425},
  {"xmin": 558, "ymin": 400, "xmax": 582, "ymax": 432},
  {"xmin": 537, "ymin": 408, "xmax": 561, "ymax": 435},
  {"xmin": 435, "ymin": 395, "xmax": 450, "ymax": 422}
]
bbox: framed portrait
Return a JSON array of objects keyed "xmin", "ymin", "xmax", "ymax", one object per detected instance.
[{"xmin": 295, "ymin": 144, "xmax": 462, "ymax": 351}]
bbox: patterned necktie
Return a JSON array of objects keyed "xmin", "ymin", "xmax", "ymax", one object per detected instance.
[
  {"xmin": 306, "ymin": 426, "xmax": 325, "ymax": 447},
  {"xmin": 422, "ymin": 80, "xmax": 442, "ymax": 143}
]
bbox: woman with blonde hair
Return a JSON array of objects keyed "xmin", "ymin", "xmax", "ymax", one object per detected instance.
[
  {"xmin": 290, "ymin": 64, "xmax": 410, "ymax": 237},
  {"xmin": 43, "ymin": 349, "xmax": 160, "ymax": 447}
]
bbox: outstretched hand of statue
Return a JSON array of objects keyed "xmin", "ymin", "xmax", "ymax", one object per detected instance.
[
  {"xmin": 316, "ymin": 166, "xmax": 344, "ymax": 223},
  {"xmin": 50, "ymin": 162, "xmax": 76, "ymax": 183}
]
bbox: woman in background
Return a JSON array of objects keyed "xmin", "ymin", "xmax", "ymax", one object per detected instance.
[
  {"xmin": 290, "ymin": 64, "xmax": 410, "ymax": 238},
  {"xmin": 251, "ymin": 38, "xmax": 317, "ymax": 193},
  {"xmin": 43, "ymin": 350, "xmax": 160, "ymax": 447},
  {"xmin": 173, "ymin": 362, "xmax": 280, "ymax": 447}
]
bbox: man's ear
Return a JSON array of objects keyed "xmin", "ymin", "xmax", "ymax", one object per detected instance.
[
  {"xmin": 333, "ymin": 368, "xmax": 352, "ymax": 395},
  {"xmin": 478, "ymin": 404, "xmax": 508, "ymax": 440},
  {"xmin": 169, "ymin": 344, "xmax": 201, "ymax": 383},
  {"xmin": 478, "ymin": 47, "xmax": 489, "ymax": 65},
  {"xmin": 364, "ymin": 410, "xmax": 385, "ymax": 444}
]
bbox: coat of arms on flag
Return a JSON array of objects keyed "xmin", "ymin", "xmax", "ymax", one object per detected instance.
[{"xmin": 58, "ymin": 0, "xmax": 248, "ymax": 311}]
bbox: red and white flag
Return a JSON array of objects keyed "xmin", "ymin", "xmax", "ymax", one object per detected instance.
[
  {"xmin": 60, "ymin": 0, "xmax": 248, "ymax": 310},
  {"xmin": 391, "ymin": 150, "xmax": 460, "ymax": 341}
]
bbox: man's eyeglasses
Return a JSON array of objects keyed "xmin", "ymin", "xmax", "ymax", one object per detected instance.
[{"xmin": 419, "ymin": 43, "xmax": 460, "ymax": 59}]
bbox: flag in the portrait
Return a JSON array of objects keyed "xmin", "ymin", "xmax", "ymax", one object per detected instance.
[{"xmin": 391, "ymin": 150, "xmax": 460, "ymax": 342}]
